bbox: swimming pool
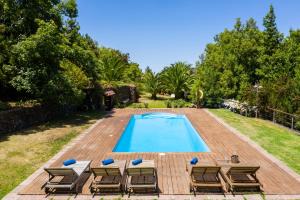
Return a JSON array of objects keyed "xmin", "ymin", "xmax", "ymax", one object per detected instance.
[{"xmin": 113, "ymin": 112, "xmax": 210, "ymax": 152}]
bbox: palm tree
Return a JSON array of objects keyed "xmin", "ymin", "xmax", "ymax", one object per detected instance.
[
  {"xmin": 100, "ymin": 56, "xmax": 126, "ymax": 84},
  {"xmin": 143, "ymin": 67, "xmax": 161, "ymax": 99},
  {"xmin": 160, "ymin": 62, "xmax": 192, "ymax": 99}
]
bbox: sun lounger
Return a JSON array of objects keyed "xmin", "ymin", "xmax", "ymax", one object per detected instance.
[
  {"xmin": 220, "ymin": 165, "xmax": 262, "ymax": 193},
  {"xmin": 90, "ymin": 160, "xmax": 126, "ymax": 195},
  {"xmin": 44, "ymin": 160, "xmax": 91, "ymax": 194},
  {"xmin": 126, "ymin": 160, "xmax": 158, "ymax": 196},
  {"xmin": 187, "ymin": 160, "xmax": 225, "ymax": 194}
]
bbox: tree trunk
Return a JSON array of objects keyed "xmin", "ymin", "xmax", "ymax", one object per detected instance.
[{"xmin": 151, "ymin": 93, "xmax": 157, "ymax": 100}]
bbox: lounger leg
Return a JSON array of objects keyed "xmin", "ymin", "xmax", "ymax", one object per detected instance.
[
  {"xmin": 121, "ymin": 186, "xmax": 124, "ymax": 197},
  {"xmin": 231, "ymin": 187, "xmax": 235, "ymax": 196},
  {"xmin": 73, "ymin": 183, "xmax": 79, "ymax": 195},
  {"xmin": 128, "ymin": 188, "xmax": 132, "ymax": 198},
  {"xmin": 193, "ymin": 186, "xmax": 196, "ymax": 196}
]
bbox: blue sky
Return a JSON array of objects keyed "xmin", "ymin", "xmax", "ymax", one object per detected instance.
[{"xmin": 77, "ymin": 0, "xmax": 300, "ymax": 72}]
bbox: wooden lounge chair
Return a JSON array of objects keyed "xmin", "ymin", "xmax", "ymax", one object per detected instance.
[
  {"xmin": 126, "ymin": 160, "xmax": 158, "ymax": 197},
  {"xmin": 90, "ymin": 160, "xmax": 126, "ymax": 195},
  {"xmin": 44, "ymin": 160, "xmax": 91, "ymax": 194},
  {"xmin": 187, "ymin": 161, "xmax": 225, "ymax": 195},
  {"xmin": 220, "ymin": 165, "xmax": 262, "ymax": 193}
]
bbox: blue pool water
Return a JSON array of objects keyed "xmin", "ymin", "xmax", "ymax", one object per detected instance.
[{"xmin": 113, "ymin": 112, "xmax": 210, "ymax": 152}]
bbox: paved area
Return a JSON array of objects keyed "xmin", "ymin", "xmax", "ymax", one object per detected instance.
[{"xmin": 4, "ymin": 108, "xmax": 300, "ymax": 199}]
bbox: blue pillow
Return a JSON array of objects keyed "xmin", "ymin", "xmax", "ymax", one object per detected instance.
[
  {"xmin": 190, "ymin": 157, "xmax": 198, "ymax": 165},
  {"xmin": 63, "ymin": 159, "xmax": 76, "ymax": 166},
  {"xmin": 132, "ymin": 158, "xmax": 143, "ymax": 165},
  {"xmin": 102, "ymin": 158, "xmax": 114, "ymax": 165}
]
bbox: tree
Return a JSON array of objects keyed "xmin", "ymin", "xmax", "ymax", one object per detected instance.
[
  {"xmin": 194, "ymin": 18, "xmax": 263, "ymax": 106},
  {"xmin": 143, "ymin": 67, "xmax": 161, "ymax": 100},
  {"xmin": 0, "ymin": 0, "xmax": 102, "ymax": 107},
  {"xmin": 98, "ymin": 47, "xmax": 130, "ymax": 85},
  {"xmin": 0, "ymin": 0, "xmax": 142, "ymax": 108},
  {"xmin": 193, "ymin": 4, "xmax": 300, "ymax": 114},
  {"xmin": 124, "ymin": 63, "xmax": 143, "ymax": 84},
  {"xmin": 9, "ymin": 20, "xmax": 62, "ymax": 98},
  {"xmin": 160, "ymin": 62, "xmax": 192, "ymax": 99},
  {"xmin": 262, "ymin": 5, "xmax": 283, "ymax": 55}
]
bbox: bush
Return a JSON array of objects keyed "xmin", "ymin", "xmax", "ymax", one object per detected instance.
[
  {"xmin": 164, "ymin": 99, "xmax": 192, "ymax": 108},
  {"xmin": 143, "ymin": 102, "xmax": 149, "ymax": 108},
  {"xmin": 174, "ymin": 99, "xmax": 186, "ymax": 108},
  {"xmin": 295, "ymin": 121, "xmax": 300, "ymax": 130},
  {"xmin": 165, "ymin": 100, "xmax": 172, "ymax": 108},
  {"xmin": 0, "ymin": 101, "xmax": 10, "ymax": 111}
]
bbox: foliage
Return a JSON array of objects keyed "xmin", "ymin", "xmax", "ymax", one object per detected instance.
[
  {"xmin": 165, "ymin": 99, "xmax": 193, "ymax": 108},
  {"xmin": 0, "ymin": 100, "xmax": 10, "ymax": 111},
  {"xmin": 98, "ymin": 48, "xmax": 142, "ymax": 87},
  {"xmin": 99, "ymin": 48, "xmax": 128, "ymax": 84},
  {"xmin": 124, "ymin": 63, "xmax": 143, "ymax": 83},
  {"xmin": 160, "ymin": 62, "xmax": 193, "ymax": 99},
  {"xmin": 0, "ymin": 0, "xmax": 142, "ymax": 108},
  {"xmin": 143, "ymin": 67, "xmax": 161, "ymax": 99},
  {"xmin": 295, "ymin": 121, "xmax": 300, "ymax": 130},
  {"xmin": 194, "ymin": 5, "xmax": 300, "ymax": 114},
  {"xmin": 9, "ymin": 20, "xmax": 62, "ymax": 100},
  {"xmin": 190, "ymin": 78, "xmax": 203, "ymax": 107}
]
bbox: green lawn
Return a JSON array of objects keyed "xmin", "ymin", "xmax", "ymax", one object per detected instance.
[
  {"xmin": 0, "ymin": 110, "xmax": 104, "ymax": 199},
  {"xmin": 209, "ymin": 109, "xmax": 300, "ymax": 174},
  {"xmin": 128, "ymin": 93, "xmax": 170, "ymax": 108},
  {"xmin": 127, "ymin": 93, "xmax": 193, "ymax": 108}
]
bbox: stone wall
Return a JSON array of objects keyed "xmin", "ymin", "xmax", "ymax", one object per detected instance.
[
  {"xmin": 0, "ymin": 106, "xmax": 64, "ymax": 134},
  {"xmin": 104, "ymin": 85, "xmax": 138, "ymax": 104},
  {"xmin": 116, "ymin": 85, "xmax": 138, "ymax": 103}
]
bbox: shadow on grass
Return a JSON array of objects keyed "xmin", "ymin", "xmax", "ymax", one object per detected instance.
[{"xmin": 0, "ymin": 109, "xmax": 115, "ymax": 142}]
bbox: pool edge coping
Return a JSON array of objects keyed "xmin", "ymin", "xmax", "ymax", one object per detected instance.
[
  {"xmin": 113, "ymin": 112, "xmax": 210, "ymax": 153},
  {"xmin": 204, "ymin": 108, "xmax": 300, "ymax": 183}
]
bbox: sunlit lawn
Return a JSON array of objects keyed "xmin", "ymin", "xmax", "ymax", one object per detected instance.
[
  {"xmin": 209, "ymin": 108, "xmax": 300, "ymax": 174},
  {"xmin": 0, "ymin": 110, "xmax": 104, "ymax": 199},
  {"xmin": 128, "ymin": 93, "xmax": 170, "ymax": 108}
]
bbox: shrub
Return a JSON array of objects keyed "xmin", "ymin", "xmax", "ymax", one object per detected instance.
[
  {"xmin": 174, "ymin": 99, "xmax": 186, "ymax": 108},
  {"xmin": 295, "ymin": 121, "xmax": 300, "ymax": 130},
  {"xmin": 0, "ymin": 101, "xmax": 10, "ymax": 111},
  {"xmin": 165, "ymin": 100, "xmax": 172, "ymax": 108},
  {"xmin": 165, "ymin": 99, "xmax": 192, "ymax": 108},
  {"xmin": 143, "ymin": 102, "xmax": 149, "ymax": 108}
]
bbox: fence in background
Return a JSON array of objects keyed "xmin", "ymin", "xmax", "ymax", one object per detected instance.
[
  {"xmin": 223, "ymin": 99, "xmax": 300, "ymax": 132},
  {"xmin": 260, "ymin": 108, "xmax": 300, "ymax": 131}
]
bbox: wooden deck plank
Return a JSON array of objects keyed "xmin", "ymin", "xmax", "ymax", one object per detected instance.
[{"xmin": 19, "ymin": 108, "xmax": 300, "ymax": 195}]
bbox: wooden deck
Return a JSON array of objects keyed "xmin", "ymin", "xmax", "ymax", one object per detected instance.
[{"xmin": 19, "ymin": 109, "xmax": 300, "ymax": 195}]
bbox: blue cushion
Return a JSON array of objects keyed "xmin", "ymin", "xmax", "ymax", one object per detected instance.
[
  {"xmin": 63, "ymin": 159, "xmax": 76, "ymax": 166},
  {"xmin": 132, "ymin": 158, "xmax": 143, "ymax": 165},
  {"xmin": 190, "ymin": 157, "xmax": 198, "ymax": 165},
  {"xmin": 102, "ymin": 158, "xmax": 114, "ymax": 165}
]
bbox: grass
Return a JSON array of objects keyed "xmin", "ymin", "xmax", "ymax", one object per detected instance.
[
  {"xmin": 209, "ymin": 108, "xmax": 300, "ymax": 174},
  {"xmin": 0, "ymin": 110, "xmax": 104, "ymax": 199},
  {"xmin": 128, "ymin": 93, "xmax": 170, "ymax": 108}
]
